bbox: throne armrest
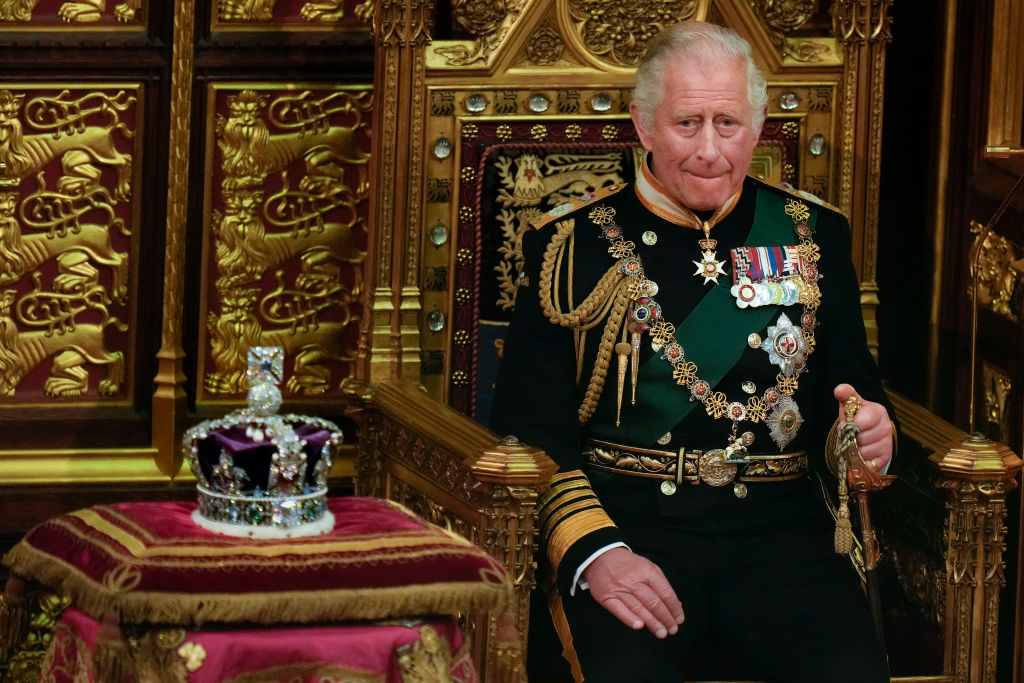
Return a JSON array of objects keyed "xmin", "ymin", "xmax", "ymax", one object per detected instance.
[
  {"xmin": 881, "ymin": 390, "xmax": 1021, "ymax": 681},
  {"xmin": 347, "ymin": 378, "xmax": 557, "ymax": 683}
]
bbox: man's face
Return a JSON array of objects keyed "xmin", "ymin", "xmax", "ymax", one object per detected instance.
[{"xmin": 631, "ymin": 57, "xmax": 763, "ymax": 211}]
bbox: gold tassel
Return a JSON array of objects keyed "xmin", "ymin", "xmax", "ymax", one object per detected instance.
[
  {"xmin": 834, "ymin": 457, "xmax": 853, "ymax": 555},
  {"xmin": 94, "ymin": 611, "xmax": 131, "ymax": 683},
  {"xmin": 630, "ymin": 331, "xmax": 640, "ymax": 405},
  {"xmin": 614, "ymin": 342, "xmax": 631, "ymax": 426}
]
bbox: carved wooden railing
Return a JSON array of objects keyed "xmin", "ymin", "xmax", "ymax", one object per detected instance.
[
  {"xmin": 348, "ymin": 378, "xmax": 557, "ymax": 683},
  {"xmin": 885, "ymin": 391, "xmax": 1021, "ymax": 683}
]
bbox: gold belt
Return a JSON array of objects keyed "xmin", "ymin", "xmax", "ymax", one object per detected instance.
[{"xmin": 583, "ymin": 439, "xmax": 807, "ymax": 487}]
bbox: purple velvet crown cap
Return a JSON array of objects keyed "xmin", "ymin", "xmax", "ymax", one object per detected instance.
[{"xmin": 195, "ymin": 422, "xmax": 331, "ymax": 493}]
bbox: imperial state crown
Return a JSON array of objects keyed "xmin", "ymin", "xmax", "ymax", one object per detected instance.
[{"xmin": 183, "ymin": 347, "xmax": 343, "ymax": 538}]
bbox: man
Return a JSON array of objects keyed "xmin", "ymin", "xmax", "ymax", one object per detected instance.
[{"xmin": 492, "ymin": 20, "xmax": 894, "ymax": 683}]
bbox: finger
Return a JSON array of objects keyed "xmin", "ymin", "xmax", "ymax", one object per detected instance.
[
  {"xmin": 612, "ymin": 590, "xmax": 674, "ymax": 638},
  {"xmin": 646, "ymin": 570, "xmax": 685, "ymax": 625},
  {"xmin": 861, "ymin": 451, "xmax": 891, "ymax": 471},
  {"xmin": 600, "ymin": 596, "xmax": 646, "ymax": 632},
  {"xmin": 635, "ymin": 583, "xmax": 681, "ymax": 635}
]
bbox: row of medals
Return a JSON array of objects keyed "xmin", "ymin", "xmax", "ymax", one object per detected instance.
[{"xmin": 586, "ymin": 199, "xmax": 821, "ymax": 497}]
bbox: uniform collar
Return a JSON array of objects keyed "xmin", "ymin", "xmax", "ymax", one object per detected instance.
[{"xmin": 634, "ymin": 154, "xmax": 743, "ymax": 229}]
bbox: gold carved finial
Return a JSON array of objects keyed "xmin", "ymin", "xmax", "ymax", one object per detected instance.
[{"xmin": 930, "ymin": 432, "xmax": 1022, "ymax": 481}]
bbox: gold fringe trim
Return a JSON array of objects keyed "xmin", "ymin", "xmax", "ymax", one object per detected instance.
[
  {"xmin": 3, "ymin": 544, "xmax": 510, "ymax": 627},
  {"xmin": 94, "ymin": 614, "xmax": 129, "ymax": 683}
]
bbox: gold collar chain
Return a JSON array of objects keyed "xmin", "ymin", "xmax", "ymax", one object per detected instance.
[{"xmin": 588, "ymin": 198, "xmax": 822, "ymax": 455}]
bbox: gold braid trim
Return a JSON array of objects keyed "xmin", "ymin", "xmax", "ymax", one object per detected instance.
[
  {"xmin": 1, "ymin": 544, "xmax": 510, "ymax": 626},
  {"xmin": 537, "ymin": 471, "xmax": 616, "ymax": 574},
  {"xmin": 538, "ymin": 218, "xmax": 630, "ymax": 423}
]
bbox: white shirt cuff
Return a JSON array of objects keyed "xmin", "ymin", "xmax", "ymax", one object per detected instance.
[{"xmin": 570, "ymin": 542, "xmax": 629, "ymax": 596}]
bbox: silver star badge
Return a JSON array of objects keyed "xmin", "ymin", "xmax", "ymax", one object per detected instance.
[
  {"xmin": 763, "ymin": 312, "xmax": 806, "ymax": 376},
  {"xmin": 766, "ymin": 396, "xmax": 803, "ymax": 450}
]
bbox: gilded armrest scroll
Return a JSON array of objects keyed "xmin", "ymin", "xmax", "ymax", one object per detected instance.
[{"xmin": 351, "ymin": 378, "xmax": 557, "ymax": 683}]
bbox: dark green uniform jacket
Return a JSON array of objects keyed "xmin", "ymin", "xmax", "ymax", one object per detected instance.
[{"xmin": 491, "ymin": 167, "xmax": 892, "ymax": 595}]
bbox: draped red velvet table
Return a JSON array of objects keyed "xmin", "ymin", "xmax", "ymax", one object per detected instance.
[
  {"xmin": 3, "ymin": 497, "xmax": 510, "ymax": 683},
  {"xmin": 43, "ymin": 607, "xmax": 476, "ymax": 682}
]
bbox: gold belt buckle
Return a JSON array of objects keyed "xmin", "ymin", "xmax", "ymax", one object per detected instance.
[{"xmin": 698, "ymin": 449, "xmax": 738, "ymax": 486}]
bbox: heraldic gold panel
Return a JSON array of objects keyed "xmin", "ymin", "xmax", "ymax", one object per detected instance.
[
  {"xmin": 210, "ymin": 0, "xmax": 371, "ymax": 30},
  {"xmin": 197, "ymin": 84, "xmax": 371, "ymax": 406},
  {"xmin": 0, "ymin": 0, "xmax": 146, "ymax": 27},
  {"xmin": 0, "ymin": 84, "xmax": 141, "ymax": 406}
]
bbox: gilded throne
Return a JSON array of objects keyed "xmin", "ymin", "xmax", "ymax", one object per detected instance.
[{"xmin": 352, "ymin": 1, "xmax": 1021, "ymax": 682}]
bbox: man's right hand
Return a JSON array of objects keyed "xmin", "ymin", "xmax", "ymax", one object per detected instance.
[{"xmin": 582, "ymin": 546, "xmax": 684, "ymax": 638}]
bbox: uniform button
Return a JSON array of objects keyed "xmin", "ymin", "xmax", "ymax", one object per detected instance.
[
  {"xmin": 660, "ymin": 480, "xmax": 677, "ymax": 496},
  {"xmin": 733, "ymin": 483, "xmax": 748, "ymax": 499}
]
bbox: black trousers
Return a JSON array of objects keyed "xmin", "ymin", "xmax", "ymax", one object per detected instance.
[{"xmin": 547, "ymin": 488, "xmax": 890, "ymax": 683}]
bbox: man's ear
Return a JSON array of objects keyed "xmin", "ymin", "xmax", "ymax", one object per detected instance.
[{"xmin": 629, "ymin": 100, "xmax": 654, "ymax": 152}]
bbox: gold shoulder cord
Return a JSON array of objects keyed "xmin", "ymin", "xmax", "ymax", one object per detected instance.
[{"xmin": 538, "ymin": 218, "xmax": 630, "ymax": 423}]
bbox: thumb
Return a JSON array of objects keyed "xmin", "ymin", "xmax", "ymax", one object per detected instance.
[
  {"xmin": 833, "ymin": 383, "xmax": 858, "ymax": 403},
  {"xmin": 833, "ymin": 384, "xmax": 865, "ymax": 424}
]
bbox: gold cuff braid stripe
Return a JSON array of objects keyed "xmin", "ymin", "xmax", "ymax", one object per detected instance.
[
  {"xmin": 545, "ymin": 510, "xmax": 617, "ymax": 576},
  {"xmin": 537, "ymin": 472, "xmax": 595, "ymax": 523},
  {"xmin": 537, "ymin": 471, "xmax": 617, "ymax": 574},
  {"xmin": 540, "ymin": 498, "xmax": 604, "ymax": 539}
]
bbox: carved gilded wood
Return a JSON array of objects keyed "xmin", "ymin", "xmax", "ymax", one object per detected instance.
[
  {"xmin": 152, "ymin": 0, "xmax": 197, "ymax": 477},
  {"xmin": 0, "ymin": 85, "xmax": 141, "ymax": 403},
  {"xmin": 0, "ymin": 0, "xmax": 145, "ymax": 25},
  {"xmin": 210, "ymin": 0, "xmax": 372, "ymax": 31},
  {"xmin": 195, "ymin": 84, "xmax": 371, "ymax": 409},
  {"xmin": 352, "ymin": 378, "xmax": 557, "ymax": 683}
]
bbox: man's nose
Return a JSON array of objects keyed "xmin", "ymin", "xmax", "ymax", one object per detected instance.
[{"xmin": 694, "ymin": 126, "xmax": 722, "ymax": 163}]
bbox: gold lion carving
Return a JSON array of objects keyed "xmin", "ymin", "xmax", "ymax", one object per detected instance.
[
  {"xmin": 0, "ymin": 192, "xmax": 129, "ymax": 302},
  {"xmin": 0, "ymin": 91, "xmax": 133, "ymax": 202},
  {"xmin": 206, "ymin": 285, "xmax": 357, "ymax": 395},
  {"xmin": 0, "ymin": 0, "xmax": 138, "ymax": 22},
  {"xmin": 0, "ymin": 288, "xmax": 125, "ymax": 397},
  {"xmin": 216, "ymin": 91, "xmax": 369, "ymax": 192}
]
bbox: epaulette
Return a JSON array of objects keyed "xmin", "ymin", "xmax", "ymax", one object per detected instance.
[
  {"xmin": 755, "ymin": 176, "xmax": 847, "ymax": 218},
  {"xmin": 530, "ymin": 182, "xmax": 629, "ymax": 230}
]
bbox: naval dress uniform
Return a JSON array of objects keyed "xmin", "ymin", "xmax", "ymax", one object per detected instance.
[{"xmin": 491, "ymin": 159, "xmax": 892, "ymax": 682}]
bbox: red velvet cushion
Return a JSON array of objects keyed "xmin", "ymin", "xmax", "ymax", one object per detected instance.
[{"xmin": 2, "ymin": 497, "xmax": 509, "ymax": 626}]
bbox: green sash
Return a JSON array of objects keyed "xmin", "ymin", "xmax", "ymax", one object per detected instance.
[{"xmin": 589, "ymin": 186, "xmax": 818, "ymax": 445}]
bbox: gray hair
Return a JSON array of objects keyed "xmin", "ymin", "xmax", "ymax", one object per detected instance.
[{"xmin": 632, "ymin": 21, "xmax": 768, "ymax": 132}]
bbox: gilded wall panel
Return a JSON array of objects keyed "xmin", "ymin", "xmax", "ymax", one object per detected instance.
[
  {"xmin": 211, "ymin": 0, "xmax": 371, "ymax": 31},
  {"xmin": 0, "ymin": 0, "xmax": 146, "ymax": 26},
  {"xmin": 198, "ymin": 84, "xmax": 371, "ymax": 402},
  {"xmin": 0, "ymin": 84, "xmax": 141, "ymax": 403}
]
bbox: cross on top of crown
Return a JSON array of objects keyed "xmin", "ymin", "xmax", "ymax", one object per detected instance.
[{"xmin": 247, "ymin": 347, "xmax": 283, "ymax": 389}]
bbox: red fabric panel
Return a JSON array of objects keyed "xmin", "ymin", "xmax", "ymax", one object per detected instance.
[{"xmin": 44, "ymin": 606, "xmax": 477, "ymax": 683}]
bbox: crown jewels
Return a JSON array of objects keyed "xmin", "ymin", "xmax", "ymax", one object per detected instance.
[{"xmin": 183, "ymin": 347, "xmax": 343, "ymax": 538}]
